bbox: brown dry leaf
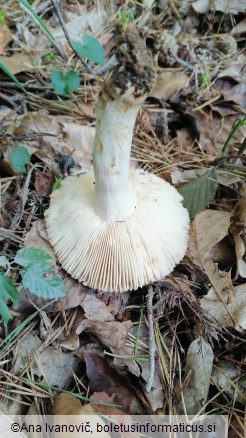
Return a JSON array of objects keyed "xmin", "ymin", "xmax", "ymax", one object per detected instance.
[
  {"xmin": 59, "ymin": 308, "xmax": 84, "ymax": 351},
  {"xmin": 12, "ymin": 112, "xmax": 95, "ymax": 172},
  {"xmin": 76, "ymin": 320, "xmax": 132, "ymax": 350},
  {"xmin": 195, "ymin": 210, "xmax": 232, "ymax": 292},
  {"xmin": 218, "ymin": 64, "xmax": 246, "ymax": 83},
  {"xmin": 0, "ymin": 53, "xmax": 34, "ymax": 74},
  {"xmin": 91, "ymin": 391, "xmax": 125, "ymax": 415},
  {"xmin": 52, "ymin": 277, "xmax": 87, "ymax": 312},
  {"xmin": 188, "ymin": 210, "xmax": 240, "ymax": 328},
  {"xmin": 230, "ymin": 199, "xmax": 246, "ymax": 278},
  {"xmin": 150, "ymin": 71, "xmax": 189, "ymax": 101},
  {"xmin": 34, "ymin": 169, "xmax": 54, "ymax": 196},
  {"xmin": 0, "ymin": 24, "xmax": 12, "ymax": 54},
  {"xmin": 201, "ymin": 284, "xmax": 246, "ymax": 331},
  {"xmin": 216, "ymin": 64, "xmax": 246, "ymax": 108},
  {"xmin": 53, "ymin": 393, "xmax": 92, "ymax": 415},
  {"xmin": 84, "ymin": 352, "xmax": 143, "ymax": 413},
  {"xmin": 24, "ymin": 219, "xmax": 56, "ymax": 259},
  {"xmin": 110, "ymin": 323, "xmax": 164, "ymax": 411},
  {"xmin": 53, "ymin": 394, "xmax": 110, "ymax": 438},
  {"xmin": 82, "ymin": 290, "xmax": 114, "ymax": 322},
  {"xmin": 61, "ymin": 122, "xmax": 95, "ymax": 166}
]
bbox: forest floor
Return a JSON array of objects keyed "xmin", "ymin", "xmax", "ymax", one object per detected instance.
[{"xmin": 0, "ymin": 1, "xmax": 245, "ymax": 437}]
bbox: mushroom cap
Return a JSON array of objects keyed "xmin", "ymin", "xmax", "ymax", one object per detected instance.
[{"xmin": 45, "ymin": 169, "xmax": 189, "ymax": 293}]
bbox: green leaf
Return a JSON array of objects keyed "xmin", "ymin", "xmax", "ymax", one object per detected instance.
[
  {"xmin": 73, "ymin": 35, "xmax": 104, "ymax": 65},
  {"xmin": 0, "ymin": 11, "xmax": 5, "ymax": 23},
  {"xmin": 50, "ymin": 70, "xmax": 80, "ymax": 96},
  {"xmin": 10, "ymin": 146, "xmax": 30, "ymax": 173},
  {"xmin": 21, "ymin": 263, "xmax": 66, "ymax": 299},
  {"xmin": 15, "ymin": 247, "xmax": 52, "ymax": 268},
  {"xmin": 178, "ymin": 168, "xmax": 218, "ymax": 219},
  {"xmin": 52, "ymin": 178, "xmax": 62, "ymax": 192},
  {"xmin": 0, "ymin": 273, "xmax": 19, "ymax": 324},
  {"xmin": 0, "ymin": 60, "xmax": 29, "ymax": 95}
]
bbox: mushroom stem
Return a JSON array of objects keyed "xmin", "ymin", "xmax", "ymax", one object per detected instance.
[
  {"xmin": 92, "ymin": 26, "xmax": 153, "ymax": 222},
  {"xmin": 93, "ymin": 86, "xmax": 145, "ymax": 222}
]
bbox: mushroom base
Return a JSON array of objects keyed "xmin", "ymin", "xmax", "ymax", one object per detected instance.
[{"xmin": 45, "ymin": 169, "xmax": 190, "ymax": 293}]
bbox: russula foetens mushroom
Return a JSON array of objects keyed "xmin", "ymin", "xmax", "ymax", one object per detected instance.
[{"xmin": 45, "ymin": 27, "xmax": 190, "ymax": 293}]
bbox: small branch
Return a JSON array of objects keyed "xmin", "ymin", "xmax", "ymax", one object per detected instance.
[
  {"xmin": 50, "ymin": 0, "xmax": 93, "ymax": 74},
  {"xmin": 146, "ymin": 285, "xmax": 156, "ymax": 393},
  {"xmin": 168, "ymin": 48, "xmax": 194, "ymax": 71},
  {"xmin": 93, "ymin": 55, "xmax": 117, "ymax": 76}
]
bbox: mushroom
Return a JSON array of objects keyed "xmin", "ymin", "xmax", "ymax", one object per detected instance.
[{"xmin": 45, "ymin": 27, "xmax": 190, "ymax": 293}]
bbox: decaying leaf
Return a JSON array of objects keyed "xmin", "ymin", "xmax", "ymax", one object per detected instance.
[
  {"xmin": 201, "ymin": 284, "xmax": 246, "ymax": 332},
  {"xmin": 34, "ymin": 169, "xmax": 55, "ymax": 196},
  {"xmin": 0, "ymin": 24, "xmax": 12, "ymax": 54},
  {"xmin": 0, "ymin": 53, "xmax": 34, "ymax": 74},
  {"xmin": 192, "ymin": 0, "xmax": 246, "ymax": 14},
  {"xmin": 54, "ymin": 9, "xmax": 107, "ymax": 46},
  {"xmin": 84, "ymin": 352, "xmax": 143, "ymax": 413},
  {"xmin": 53, "ymin": 393, "xmax": 93, "ymax": 415},
  {"xmin": 82, "ymin": 290, "xmax": 114, "ymax": 322},
  {"xmin": 76, "ymin": 320, "xmax": 132, "ymax": 350},
  {"xmin": 12, "ymin": 112, "xmax": 95, "ymax": 173},
  {"xmin": 176, "ymin": 338, "xmax": 214, "ymax": 414},
  {"xmin": 193, "ymin": 210, "xmax": 233, "ymax": 293},
  {"xmin": 53, "ymin": 394, "xmax": 110, "ymax": 438},
  {"xmin": 150, "ymin": 71, "xmax": 189, "ymax": 101},
  {"xmin": 212, "ymin": 360, "xmax": 246, "ymax": 404},
  {"xmin": 33, "ymin": 347, "xmax": 80, "ymax": 389},
  {"xmin": 230, "ymin": 199, "xmax": 246, "ymax": 278}
]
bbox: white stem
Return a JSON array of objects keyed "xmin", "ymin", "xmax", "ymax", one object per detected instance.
[{"xmin": 93, "ymin": 86, "xmax": 145, "ymax": 221}]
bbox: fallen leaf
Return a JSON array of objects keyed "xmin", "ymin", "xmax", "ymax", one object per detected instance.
[
  {"xmin": 0, "ymin": 53, "xmax": 34, "ymax": 74},
  {"xmin": 54, "ymin": 9, "xmax": 107, "ymax": 46},
  {"xmin": 150, "ymin": 71, "xmax": 189, "ymax": 101},
  {"xmin": 32, "ymin": 347, "xmax": 80, "ymax": 389},
  {"xmin": 230, "ymin": 17, "xmax": 246, "ymax": 36},
  {"xmin": 0, "ymin": 24, "xmax": 12, "ymax": 54},
  {"xmin": 13, "ymin": 112, "xmax": 95, "ymax": 172},
  {"xmin": 212, "ymin": 0, "xmax": 246, "ymax": 14},
  {"xmin": 191, "ymin": 0, "xmax": 210, "ymax": 14},
  {"xmin": 61, "ymin": 121, "xmax": 95, "ymax": 166},
  {"xmin": 230, "ymin": 199, "xmax": 246, "ymax": 278},
  {"xmin": 24, "ymin": 219, "xmax": 56, "ymax": 260},
  {"xmin": 76, "ymin": 320, "xmax": 132, "ymax": 350},
  {"xmin": 84, "ymin": 353, "xmax": 143, "ymax": 413},
  {"xmin": 212, "ymin": 360, "xmax": 246, "ymax": 404},
  {"xmin": 12, "ymin": 333, "xmax": 42, "ymax": 373},
  {"xmin": 195, "ymin": 210, "xmax": 232, "ymax": 291},
  {"xmin": 34, "ymin": 169, "xmax": 55, "ymax": 196},
  {"xmin": 53, "ymin": 394, "xmax": 110, "ymax": 438},
  {"xmin": 176, "ymin": 338, "xmax": 214, "ymax": 414},
  {"xmin": 82, "ymin": 290, "xmax": 114, "ymax": 322},
  {"xmin": 201, "ymin": 284, "xmax": 246, "ymax": 332},
  {"xmin": 53, "ymin": 393, "xmax": 92, "ymax": 415}
]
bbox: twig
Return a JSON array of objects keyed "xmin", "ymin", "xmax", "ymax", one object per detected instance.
[
  {"xmin": 146, "ymin": 285, "xmax": 156, "ymax": 393},
  {"xmin": 50, "ymin": 0, "xmax": 93, "ymax": 74},
  {"xmin": 0, "ymin": 81, "xmax": 51, "ymax": 91},
  {"xmin": 168, "ymin": 48, "xmax": 194, "ymax": 71},
  {"xmin": 93, "ymin": 55, "xmax": 117, "ymax": 76}
]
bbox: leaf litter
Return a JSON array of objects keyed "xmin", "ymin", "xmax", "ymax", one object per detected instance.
[{"xmin": 0, "ymin": 0, "xmax": 246, "ymax": 435}]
